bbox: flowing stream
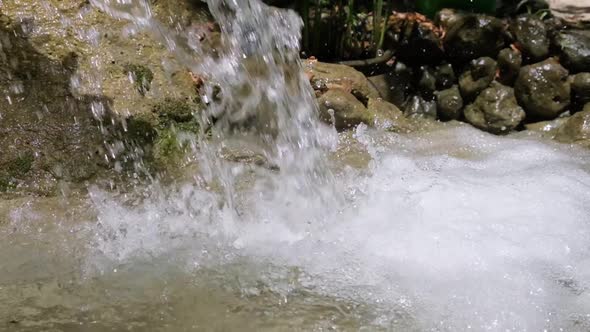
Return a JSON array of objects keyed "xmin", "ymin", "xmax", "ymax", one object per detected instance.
[{"xmin": 1, "ymin": 0, "xmax": 590, "ymax": 331}]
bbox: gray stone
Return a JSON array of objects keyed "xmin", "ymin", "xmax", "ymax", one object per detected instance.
[
  {"xmin": 442, "ymin": 13, "xmax": 507, "ymax": 63},
  {"xmin": 403, "ymin": 95, "xmax": 437, "ymax": 119},
  {"xmin": 497, "ymin": 48, "xmax": 522, "ymax": 86},
  {"xmin": 459, "ymin": 57, "xmax": 497, "ymax": 101},
  {"xmin": 436, "ymin": 85, "xmax": 464, "ymax": 120},
  {"xmin": 305, "ymin": 61, "xmax": 380, "ymax": 103},
  {"xmin": 464, "ymin": 82, "xmax": 526, "ymax": 134},
  {"xmin": 553, "ymin": 30, "xmax": 590, "ymax": 73},
  {"xmin": 511, "ymin": 15, "xmax": 550, "ymax": 60},
  {"xmin": 434, "ymin": 63, "xmax": 457, "ymax": 90},
  {"xmin": 555, "ymin": 104, "xmax": 590, "ymax": 146},
  {"xmin": 515, "ymin": 58, "xmax": 571, "ymax": 119},
  {"xmin": 317, "ymin": 89, "xmax": 371, "ymax": 130},
  {"xmin": 367, "ymin": 98, "xmax": 410, "ymax": 132},
  {"xmin": 571, "ymin": 73, "xmax": 590, "ymax": 112},
  {"xmin": 525, "ymin": 118, "xmax": 568, "ymax": 137}
]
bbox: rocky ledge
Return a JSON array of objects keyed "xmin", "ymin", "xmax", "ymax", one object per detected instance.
[{"xmin": 1, "ymin": 1, "xmax": 590, "ymax": 197}]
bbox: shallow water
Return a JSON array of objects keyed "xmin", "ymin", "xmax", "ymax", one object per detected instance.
[{"xmin": 2, "ymin": 124, "xmax": 590, "ymax": 331}]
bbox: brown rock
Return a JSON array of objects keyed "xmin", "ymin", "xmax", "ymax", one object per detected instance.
[
  {"xmin": 317, "ymin": 89, "xmax": 372, "ymax": 130},
  {"xmin": 306, "ymin": 61, "xmax": 380, "ymax": 102}
]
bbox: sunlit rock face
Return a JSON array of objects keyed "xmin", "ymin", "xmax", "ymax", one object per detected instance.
[{"xmin": 0, "ymin": 0, "xmax": 208, "ymax": 195}]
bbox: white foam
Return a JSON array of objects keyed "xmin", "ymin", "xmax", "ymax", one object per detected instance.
[{"xmin": 89, "ymin": 125, "xmax": 590, "ymax": 331}]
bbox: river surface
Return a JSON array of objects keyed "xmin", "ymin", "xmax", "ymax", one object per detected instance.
[{"xmin": 2, "ymin": 124, "xmax": 590, "ymax": 331}]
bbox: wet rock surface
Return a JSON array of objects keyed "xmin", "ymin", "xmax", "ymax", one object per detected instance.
[
  {"xmin": 459, "ymin": 57, "xmax": 497, "ymax": 101},
  {"xmin": 403, "ymin": 95, "xmax": 437, "ymax": 119},
  {"xmin": 436, "ymin": 85, "xmax": 464, "ymax": 120},
  {"xmin": 306, "ymin": 61, "xmax": 380, "ymax": 102},
  {"xmin": 515, "ymin": 58, "xmax": 571, "ymax": 119},
  {"xmin": 367, "ymin": 68, "xmax": 412, "ymax": 106},
  {"xmin": 434, "ymin": 63, "xmax": 457, "ymax": 90},
  {"xmin": 0, "ymin": 13, "xmax": 108, "ymax": 195},
  {"xmin": 525, "ymin": 118, "xmax": 568, "ymax": 137},
  {"xmin": 0, "ymin": 0, "xmax": 206, "ymax": 195},
  {"xmin": 2, "ymin": 0, "xmax": 590, "ymax": 199},
  {"xmin": 553, "ymin": 30, "xmax": 590, "ymax": 73},
  {"xmin": 571, "ymin": 73, "xmax": 590, "ymax": 113},
  {"xmin": 443, "ymin": 13, "xmax": 507, "ymax": 63},
  {"xmin": 390, "ymin": 18, "xmax": 445, "ymax": 66},
  {"xmin": 511, "ymin": 15, "xmax": 550, "ymax": 61},
  {"xmin": 366, "ymin": 98, "xmax": 409, "ymax": 132},
  {"xmin": 464, "ymin": 82, "xmax": 526, "ymax": 134},
  {"xmin": 555, "ymin": 104, "xmax": 590, "ymax": 145},
  {"xmin": 497, "ymin": 48, "xmax": 522, "ymax": 85},
  {"xmin": 317, "ymin": 89, "xmax": 371, "ymax": 130}
]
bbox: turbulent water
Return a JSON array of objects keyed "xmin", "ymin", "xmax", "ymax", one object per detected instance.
[{"xmin": 1, "ymin": 0, "xmax": 590, "ymax": 331}]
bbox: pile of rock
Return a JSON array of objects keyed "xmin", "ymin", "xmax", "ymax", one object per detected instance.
[{"xmin": 307, "ymin": 10, "xmax": 590, "ymax": 145}]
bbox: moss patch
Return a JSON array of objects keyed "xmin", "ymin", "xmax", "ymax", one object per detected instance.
[
  {"xmin": 7, "ymin": 153, "xmax": 34, "ymax": 176},
  {"xmin": 0, "ymin": 175, "xmax": 15, "ymax": 192},
  {"xmin": 0, "ymin": 153, "xmax": 34, "ymax": 192},
  {"xmin": 152, "ymin": 120, "xmax": 200, "ymax": 167},
  {"xmin": 123, "ymin": 63, "xmax": 154, "ymax": 96},
  {"xmin": 152, "ymin": 97, "xmax": 195, "ymax": 123}
]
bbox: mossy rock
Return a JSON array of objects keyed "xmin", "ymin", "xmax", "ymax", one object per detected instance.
[
  {"xmin": 436, "ymin": 85, "xmax": 464, "ymax": 120},
  {"xmin": 7, "ymin": 153, "xmax": 35, "ymax": 177},
  {"xmin": 443, "ymin": 13, "xmax": 507, "ymax": 63},
  {"xmin": 0, "ymin": 153, "xmax": 35, "ymax": 192},
  {"xmin": 123, "ymin": 63, "xmax": 154, "ymax": 96},
  {"xmin": 459, "ymin": 57, "xmax": 497, "ymax": 101},
  {"xmin": 152, "ymin": 121, "xmax": 200, "ymax": 167},
  {"xmin": 497, "ymin": 47, "xmax": 522, "ymax": 85},
  {"xmin": 464, "ymin": 81, "xmax": 525, "ymax": 134},
  {"xmin": 152, "ymin": 97, "xmax": 196, "ymax": 123},
  {"xmin": 511, "ymin": 15, "xmax": 549, "ymax": 61},
  {"xmin": 515, "ymin": 58, "xmax": 571, "ymax": 119},
  {"xmin": 0, "ymin": 175, "xmax": 16, "ymax": 192},
  {"xmin": 553, "ymin": 30, "xmax": 590, "ymax": 73}
]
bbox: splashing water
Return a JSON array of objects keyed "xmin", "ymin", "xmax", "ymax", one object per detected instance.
[
  {"xmin": 90, "ymin": 0, "xmax": 338, "ymax": 211},
  {"xmin": 1, "ymin": 0, "xmax": 590, "ymax": 331}
]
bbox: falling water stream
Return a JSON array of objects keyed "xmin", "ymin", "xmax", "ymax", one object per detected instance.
[{"xmin": 1, "ymin": 0, "xmax": 590, "ymax": 331}]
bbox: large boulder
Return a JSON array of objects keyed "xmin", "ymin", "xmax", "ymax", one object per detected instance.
[
  {"xmin": 553, "ymin": 30, "xmax": 590, "ymax": 73},
  {"xmin": 442, "ymin": 13, "xmax": 507, "ymax": 63},
  {"xmin": 555, "ymin": 104, "xmax": 590, "ymax": 146},
  {"xmin": 514, "ymin": 58, "xmax": 571, "ymax": 119},
  {"xmin": 317, "ymin": 89, "xmax": 372, "ymax": 130},
  {"xmin": 436, "ymin": 85, "xmax": 464, "ymax": 120},
  {"xmin": 305, "ymin": 61, "xmax": 380, "ymax": 103},
  {"xmin": 459, "ymin": 57, "xmax": 497, "ymax": 101},
  {"xmin": 511, "ymin": 15, "xmax": 550, "ymax": 61},
  {"xmin": 464, "ymin": 82, "xmax": 526, "ymax": 134}
]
